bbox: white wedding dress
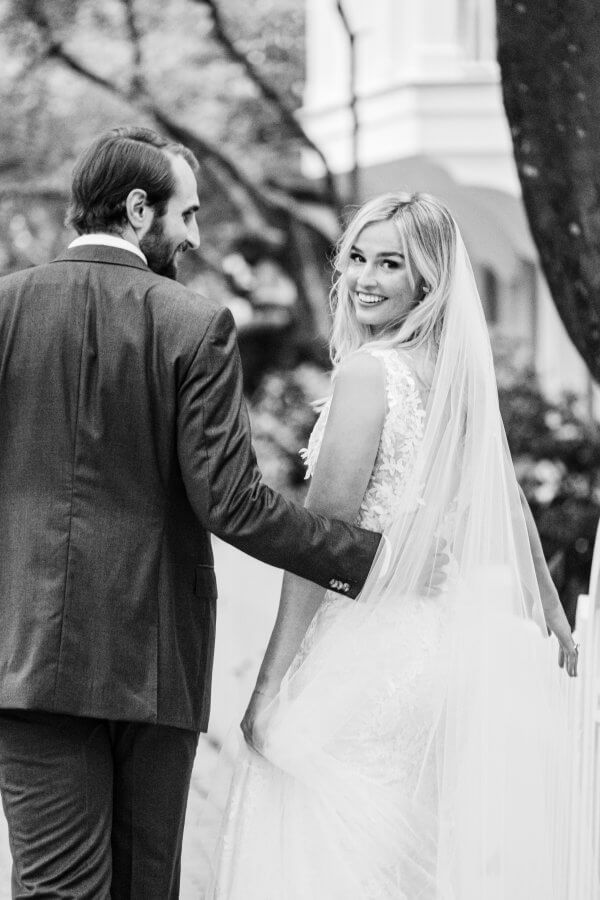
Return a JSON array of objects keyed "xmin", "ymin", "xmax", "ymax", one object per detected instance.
[
  {"xmin": 207, "ymin": 349, "xmax": 463, "ymax": 899},
  {"xmin": 206, "ymin": 235, "xmax": 582, "ymax": 899}
]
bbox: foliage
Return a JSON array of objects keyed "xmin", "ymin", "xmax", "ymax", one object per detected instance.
[
  {"xmin": 498, "ymin": 361, "xmax": 600, "ymax": 624},
  {"xmin": 248, "ymin": 364, "xmax": 330, "ymax": 501}
]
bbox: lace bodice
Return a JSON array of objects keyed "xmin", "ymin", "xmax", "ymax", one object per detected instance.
[{"xmin": 301, "ymin": 349, "xmax": 426, "ymax": 532}]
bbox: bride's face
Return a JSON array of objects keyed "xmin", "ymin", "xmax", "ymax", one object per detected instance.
[{"xmin": 346, "ymin": 219, "xmax": 420, "ymax": 334}]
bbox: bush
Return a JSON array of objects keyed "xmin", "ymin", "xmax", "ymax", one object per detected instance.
[
  {"xmin": 498, "ymin": 370, "xmax": 600, "ymax": 625},
  {"xmin": 248, "ymin": 364, "xmax": 329, "ymax": 501}
]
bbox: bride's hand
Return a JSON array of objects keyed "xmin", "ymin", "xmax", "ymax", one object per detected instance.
[
  {"xmin": 543, "ymin": 600, "xmax": 579, "ymax": 678},
  {"xmin": 241, "ymin": 685, "xmax": 277, "ymax": 755}
]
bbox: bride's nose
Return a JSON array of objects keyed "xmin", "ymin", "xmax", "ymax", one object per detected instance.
[{"xmin": 356, "ymin": 261, "xmax": 378, "ymax": 290}]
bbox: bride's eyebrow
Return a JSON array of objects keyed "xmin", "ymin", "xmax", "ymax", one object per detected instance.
[{"xmin": 350, "ymin": 244, "xmax": 404, "ymax": 258}]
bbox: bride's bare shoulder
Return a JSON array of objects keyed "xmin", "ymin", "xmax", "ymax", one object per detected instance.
[
  {"xmin": 333, "ymin": 349, "xmax": 387, "ymax": 389},
  {"xmin": 325, "ymin": 351, "xmax": 386, "ymax": 428}
]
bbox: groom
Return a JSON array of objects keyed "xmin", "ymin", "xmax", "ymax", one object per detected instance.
[{"xmin": 0, "ymin": 126, "xmax": 380, "ymax": 897}]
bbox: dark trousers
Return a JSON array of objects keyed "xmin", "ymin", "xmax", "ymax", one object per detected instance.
[{"xmin": 0, "ymin": 710, "xmax": 199, "ymax": 899}]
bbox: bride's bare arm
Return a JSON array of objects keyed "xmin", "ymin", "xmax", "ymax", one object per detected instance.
[
  {"xmin": 517, "ymin": 486, "xmax": 578, "ymax": 675},
  {"xmin": 252, "ymin": 352, "xmax": 386, "ymax": 699}
]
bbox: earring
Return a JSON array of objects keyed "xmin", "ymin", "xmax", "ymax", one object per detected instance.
[{"xmin": 422, "ymin": 285, "xmax": 430, "ymax": 294}]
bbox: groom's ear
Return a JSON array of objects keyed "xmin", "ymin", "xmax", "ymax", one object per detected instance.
[{"xmin": 125, "ymin": 188, "xmax": 153, "ymax": 233}]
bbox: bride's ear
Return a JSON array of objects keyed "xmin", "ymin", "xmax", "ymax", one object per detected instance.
[{"xmin": 415, "ymin": 280, "xmax": 430, "ymax": 304}]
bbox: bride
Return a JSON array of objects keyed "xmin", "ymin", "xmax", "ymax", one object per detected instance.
[{"xmin": 206, "ymin": 193, "xmax": 580, "ymax": 899}]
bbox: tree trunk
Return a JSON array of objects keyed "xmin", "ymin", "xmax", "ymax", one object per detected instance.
[{"xmin": 496, "ymin": 0, "xmax": 600, "ymax": 383}]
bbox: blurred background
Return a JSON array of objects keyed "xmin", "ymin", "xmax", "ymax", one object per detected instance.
[{"xmin": 1, "ymin": 0, "xmax": 600, "ymax": 893}]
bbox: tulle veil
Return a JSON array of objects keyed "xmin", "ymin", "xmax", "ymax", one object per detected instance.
[{"xmin": 203, "ymin": 228, "xmax": 592, "ymax": 898}]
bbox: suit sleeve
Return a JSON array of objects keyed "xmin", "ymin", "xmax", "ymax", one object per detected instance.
[{"xmin": 177, "ymin": 306, "xmax": 381, "ymax": 598}]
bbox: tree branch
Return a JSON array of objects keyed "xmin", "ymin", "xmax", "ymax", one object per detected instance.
[
  {"xmin": 47, "ymin": 41, "xmax": 127, "ymax": 98},
  {"xmin": 121, "ymin": 0, "xmax": 145, "ymax": 95},
  {"xmin": 190, "ymin": 0, "xmax": 341, "ymax": 211}
]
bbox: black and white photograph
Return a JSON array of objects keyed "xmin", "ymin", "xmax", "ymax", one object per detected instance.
[{"xmin": 0, "ymin": 0, "xmax": 599, "ymax": 897}]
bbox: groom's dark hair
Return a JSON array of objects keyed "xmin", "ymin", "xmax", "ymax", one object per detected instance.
[{"xmin": 66, "ymin": 126, "xmax": 199, "ymax": 234}]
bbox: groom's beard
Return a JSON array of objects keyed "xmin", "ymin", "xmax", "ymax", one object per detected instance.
[{"xmin": 140, "ymin": 218, "xmax": 187, "ymax": 281}]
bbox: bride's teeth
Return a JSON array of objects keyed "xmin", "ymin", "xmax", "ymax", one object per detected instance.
[{"xmin": 358, "ymin": 292, "xmax": 387, "ymax": 305}]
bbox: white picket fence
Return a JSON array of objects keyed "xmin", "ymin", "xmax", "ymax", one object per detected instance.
[{"xmin": 568, "ymin": 518, "xmax": 600, "ymax": 898}]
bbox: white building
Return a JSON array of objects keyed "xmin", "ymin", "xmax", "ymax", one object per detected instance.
[{"xmin": 300, "ymin": 0, "xmax": 596, "ymax": 404}]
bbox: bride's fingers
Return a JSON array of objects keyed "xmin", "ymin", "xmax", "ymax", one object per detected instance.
[
  {"xmin": 568, "ymin": 650, "xmax": 579, "ymax": 678},
  {"xmin": 560, "ymin": 646, "xmax": 579, "ymax": 677},
  {"xmin": 566, "ymin": 657, "xmax": 574, "ymax": 677}
]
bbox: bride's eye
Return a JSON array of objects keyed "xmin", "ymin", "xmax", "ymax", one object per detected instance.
[
  {"xmin": 349, "ymin": 252, "xmax": 364, "ymax": 263},
  {"xmin": 381, "ymin": 259, "xmax": 400, "ymax": 270}
]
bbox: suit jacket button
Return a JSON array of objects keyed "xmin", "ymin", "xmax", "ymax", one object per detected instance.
[{"xmin": 342, "ymin": 583, "xmax": 350, "ymax": 593}]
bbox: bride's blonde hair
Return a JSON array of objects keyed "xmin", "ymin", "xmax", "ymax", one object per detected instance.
[{"xmin": 330, "ymin": 192, "xmax": 457, "ymax": 366}]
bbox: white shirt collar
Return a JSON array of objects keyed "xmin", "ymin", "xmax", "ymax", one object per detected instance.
[{"xmin": 68, "ymin": 233, "xmax": 147, "ymax": 264}]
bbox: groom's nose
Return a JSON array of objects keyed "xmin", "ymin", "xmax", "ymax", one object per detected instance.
[{"xmin": 186, "ymin": 217, "xmax": 200, "ymax": 250}]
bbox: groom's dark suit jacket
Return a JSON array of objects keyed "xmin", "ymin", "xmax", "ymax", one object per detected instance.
[{"xmin": 0, "ymin": 245, "xmax": 380, "ymax": 731}]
